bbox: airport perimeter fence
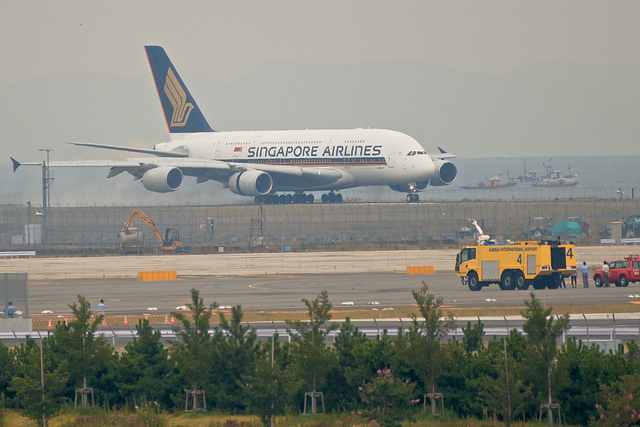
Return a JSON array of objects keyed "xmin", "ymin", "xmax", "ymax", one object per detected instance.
[
  {"xmin": 1, "ymin": 199, "xmax": 640, "ymax": 255},
  {"xmin": 2, "ymin": 314, "xmax": 639, "ymax": 351}
]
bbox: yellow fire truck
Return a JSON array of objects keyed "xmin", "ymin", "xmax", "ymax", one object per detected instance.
[{"xmin": 455, "ymin": 240, "xmax": 576, "ymax": 291}]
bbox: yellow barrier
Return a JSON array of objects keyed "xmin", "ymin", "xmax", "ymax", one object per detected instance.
[
  {"xmin": 138, "ymin": 271, "xmax": 177, "ymax": 281},
  {"xmin": 406, "ymin": 266, "xmax": 435, "ymax": 275}
]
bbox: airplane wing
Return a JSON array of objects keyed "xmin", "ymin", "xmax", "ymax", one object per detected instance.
[
  {"xmin": 11, "ymin": 156, "xmax": 343, "ymax": 186},
  {"xmin": 71, "ymin": 142, "xmax": 189, "ymax": 157}
]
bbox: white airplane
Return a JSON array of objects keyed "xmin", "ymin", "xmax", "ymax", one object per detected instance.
[{"xmin": 11, "ymin": 46, "xmax": 457, "ymax": 204}]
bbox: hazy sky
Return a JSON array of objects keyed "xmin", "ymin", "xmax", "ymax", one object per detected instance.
[
  {"xmin": 3, "ymin": 1, "xmax": 639, "ymax": 86},
  {"xmin": 2, "ymin": 1, "xmax": 640, "ymax": 205}
]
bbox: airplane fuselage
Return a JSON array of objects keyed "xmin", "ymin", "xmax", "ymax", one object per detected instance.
[{"xmin": 156, "ymin": 128, "xmax": 435, "ymax": 191}]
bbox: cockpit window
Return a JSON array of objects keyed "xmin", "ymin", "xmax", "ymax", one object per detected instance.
[
  {"xmin": 407, "ymin": 151, "xmax": 416, "ymax": 156},
  {"xmin": 461, "ymin": 247, "xmax": 476, "ymax": 262}
]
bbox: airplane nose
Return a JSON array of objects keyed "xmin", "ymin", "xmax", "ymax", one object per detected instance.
[{"xmin": 418, "ymin": 157, "xmax": 436, "ymax": 180}]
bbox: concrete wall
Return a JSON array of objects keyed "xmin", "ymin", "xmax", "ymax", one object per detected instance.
[{"xmin": 0, "ymin": 318, "xmax": 32, "ymax": 333}]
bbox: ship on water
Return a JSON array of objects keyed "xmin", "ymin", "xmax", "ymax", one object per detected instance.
[
  {"xmin": 514, "ymin": 160, "xmax": 541, "ymax": 183},
  {"xmin": 531, "ymin": 163, "xmax": 578, "ymax": 187},
  {"xmin": 461, "ymin": 176, "xmax": 517, "ymax": 190}
]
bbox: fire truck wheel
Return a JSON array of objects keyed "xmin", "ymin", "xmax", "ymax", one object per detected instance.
[
  {"xmin": 500, "ymin": 271, "xmax": 516, "ymax": 291},
  {"xmin": 467, "ymin": 272, "xmax": 482, "ymax": 291},
  {"xmin": 514, "ymin": 272, "xmax": 527, "ymax": 290},
  {"xmin": 619, "ymin": 275, "xmax": 629, "ymax": 287},
  {"xmin": 547, "ymin": 274, "xmax": 561, "ymax": 290},
  {"xmin": 532, "ymin": 278, "xmax": 546, "ymax": 290}
]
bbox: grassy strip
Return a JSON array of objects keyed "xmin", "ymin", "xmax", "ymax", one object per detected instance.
[
  {"xmin": 29, "ymin": 302, "xmax": 639, "ymax": 331},
  {"xmin": 1, "ymin": 409, "xmax": 545, "ymax": 427}
]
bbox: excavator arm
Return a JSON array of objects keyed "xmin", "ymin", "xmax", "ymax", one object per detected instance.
[{"xmin": 122, "ymin": 208, "xmax": 181, "ymax": 251}]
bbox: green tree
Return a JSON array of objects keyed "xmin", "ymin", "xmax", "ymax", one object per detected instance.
[
  {"xmin": 594, "ymin": 372, "xmax": 640, "ymax": 425},
  {"xmin": 9, "ymin": 339, "xmax": 68, "ymax": 425},
  {"xmin": 213, "ymin": 304, "xmax": 259, "ymax": 410},
  {"xmin": 462, "ymin": 320, "xmax": 485, "ymax": 355},
  {"xmin": 49, "ymin": 294, "xmax": 112, "ymax": 406},
  {"xmin": 170, "ymin": 288, "xmax": 218, "ymax": 409},
  {"xmin": 330, "ymin": 318, "xmax": 370, "ymax": 411},
  {"xmin": 285, "ymin": 290, "xmax": 339, "ymax": 411},
  {"xmin": 521, "ymin": 293, "xmax": 569, "ymax": 426},
  {"xmin": 358, "ymin": 367, "xmax": 417, "ymax": 427},
  {"xmin": 0, "ymin": 340, "xmax": 15, "ymax": 407},
  {"xmin": 473, "ymin": 337, "xmax": 533, "ymax": 425},
  {"xmin": 402, "ymin": 281, "xmax": 454, "ymax": 415},
  {"xmin": 241, "ymin": 350, "xmax": 290, "ymax": 426},
  {"xmin": 115, "ymin": 319, "xmax": 174, "ymax": 408}
]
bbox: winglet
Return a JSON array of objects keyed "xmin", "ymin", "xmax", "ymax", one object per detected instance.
[
  {"xmin": 10, "ymin": 157, "xmax": 20, "ymax": 172},
  {"xmin": 438, "ymin": 147, "xmax": 447, "ymax": 154},
  {"xmin": 144, "ymin": 45, "xmax": 214, "ymax": 134}
]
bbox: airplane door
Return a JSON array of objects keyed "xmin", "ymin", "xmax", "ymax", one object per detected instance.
[
  {"xmin": 215, "ymin": 137, "xmax": 225, "ymax": 158},
  {"xmin": 387, "ymin": 154, "xmax": 395, "ymax": 168}
]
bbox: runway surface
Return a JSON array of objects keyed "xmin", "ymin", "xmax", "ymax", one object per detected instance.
[
  {"xmin": 5, "ymin": 246, "xmax": 640, "ymax": 316},
  {"xmin": 24, "ymin": 271, "xmax": 640, "ymax": 316}
]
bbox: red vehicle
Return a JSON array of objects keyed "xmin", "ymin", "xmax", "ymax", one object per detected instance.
[{"xmin": 593, "ymin": 255, "xmax": 640, "ymax": 287}]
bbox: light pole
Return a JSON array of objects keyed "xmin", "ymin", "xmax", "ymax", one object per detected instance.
[{"xmin": 39, "ymin": 149, "xmax": 53, "ymax": 248}]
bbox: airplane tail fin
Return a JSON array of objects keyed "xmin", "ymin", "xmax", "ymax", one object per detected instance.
[
  {"xmin": 10, "ymin": 157, "xmax": 20, "ymax": 172},
  {"xmin": 144, "ymin": 45, "xmax": 214, "ymax": 134}
]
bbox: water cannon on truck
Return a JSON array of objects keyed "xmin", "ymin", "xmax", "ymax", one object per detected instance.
[{"xmin": 472, "ymin": 219, "xmax": 495, "ymax": 245}]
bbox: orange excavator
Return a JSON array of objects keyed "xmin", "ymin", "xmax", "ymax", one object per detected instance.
[{"xmin": 121, "ymin": 208, "xmax": 182, "ymax": 252}]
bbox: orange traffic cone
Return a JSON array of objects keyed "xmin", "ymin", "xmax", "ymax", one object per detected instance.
[
  {"xmin": 101, "ymin": 317, "xmax": 106, "ymax": 327},
  {"xmin": 170, "ymin": 315, "xmax": 175, "ymax": 324},
  {"xmin": 123, "ymin": 316, "xmax": 128, "ymax": 326},
  {"xmin": 64, "ymin": 317, "xmax": 68, "ymax": 327},
  {"xmin": 47, "ymin": 319, "xmax": 52, "ymax": 329},
  {"xmin": 164, "ymin": 314, "xmax": 169, "ymax": 324}
]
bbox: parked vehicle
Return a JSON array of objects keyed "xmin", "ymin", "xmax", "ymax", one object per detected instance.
[
  {"xmin": 455, "ymin": 221, "xmax": 576, "ymax": 291},
  {"xmin": 593, "ymin": 255, "xmax": 640, "ymax": 287}
]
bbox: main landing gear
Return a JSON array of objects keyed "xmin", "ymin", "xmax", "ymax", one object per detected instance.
[
  {"xmin": 255, "ymin": 193, "xmax": 315, "ymax": 205},
  {"xmin": 320, "ymin": 191, "xmax": 343, "ymax": 204},
  {"xmin": 406, "ymin": 193, "xmax": 420, "ymax": 203}
]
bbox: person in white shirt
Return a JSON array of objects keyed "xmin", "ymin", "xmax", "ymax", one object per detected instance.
[{"xmin": 602, "ymin": 261, "xmax": 610, "ymax": 287}]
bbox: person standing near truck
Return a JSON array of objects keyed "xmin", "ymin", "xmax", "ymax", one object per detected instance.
[
  {"xmin": 581, "ymin": 262, "xmax": 589, "ymax": 288},
  {"xmin": 602, "ymin": 261, "xmax": 610, "ymax": 287}
]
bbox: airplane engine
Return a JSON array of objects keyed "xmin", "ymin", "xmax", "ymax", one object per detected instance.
[
  {"xmin": 430, "ymin": 160, "xmax": 457, "ymax": 186},
  {"xmin": 389, "ymin": 184, "xmax": 410, "ymax": 193},
  {"xmin": 142, "ymin": 167, "xmax": 183, "ymax": 193},
  {"xmin": 414, "ymin": 180, "xmax": 430, "ymax": 191},
  {"xmin": 388, "ymin": 180, "xmax": 430, "ymax": 194},
  {"xmin": 229, "ymin": 170, "xmax": 273, "ymax": 196}
]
